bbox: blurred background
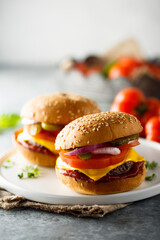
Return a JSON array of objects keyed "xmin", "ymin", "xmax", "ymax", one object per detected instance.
[
  {"xmin": 0, "ymin": 0, "xmax": 160, "ymax": 149},
  {"xmin": 0, "ymin": 0, "xmax": 160, "ymax": 65}
]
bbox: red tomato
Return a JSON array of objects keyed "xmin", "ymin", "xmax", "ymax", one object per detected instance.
[
  {"xmin": 139, "ymin": 98, "xmax": 160, "ymax": 137},
  {"xmin": 108, "ymin": 64, "xmax": 126, "ymax": 79},
  {"xmin": 147, "ymin": 98, "xmax": 160, "ymax": 115},
  {"xmin": 118, "ymin": 57, "xmax": 142, "ymax": 69},
  {"xmin": 108, "ymin": 57, "xmax": 142, "ymax": 79},
  {"xmin": 75, "ymin": 62, "xmax": 90, "ymax": 76},
  {"xmin": 140, "ymin": 98, "xmax": 160, "ymax": 125},
  {"xmin": 60, "ymin": 148, "xmax": 129, "ymax": 169},
  {"xmin": 110, "ymin": 88, "xmax": 147, "ymax": 116},
  {"xmin": 75, "ymin": 62, "xmax": 102, "ymax": 76},
  {"xmin": 145, "ymin": 116, "xmax": 160, "ymax": 143},
  {"xmin": 33, "ymin": 129, "xmax": 59, "ymax": 142}
]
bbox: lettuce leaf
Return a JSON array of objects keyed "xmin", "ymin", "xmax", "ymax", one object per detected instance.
[{"xmin": 0, "ymin": 114, "xmax": 21, "ymax": 129}]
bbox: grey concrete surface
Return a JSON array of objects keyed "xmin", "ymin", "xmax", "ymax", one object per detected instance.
[
  {"xmin": 0, "ymin": 195, "xmax": 160, "ymax": 240},
  {"xmin": 0, "ymin": 67, "xmax": 160, "ymax": 240}
]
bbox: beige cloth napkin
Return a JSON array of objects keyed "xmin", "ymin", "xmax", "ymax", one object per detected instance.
[{"xmin": 0, "ymin": 188, "xmax": 129, "ymax": 218}]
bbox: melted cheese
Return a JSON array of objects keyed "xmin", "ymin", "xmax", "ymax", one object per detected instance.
[
  {"xmin": 56, "ymin": 148, "xmax": 145, "ymax": 181},
  {"xmin": 17, "ymin": 130, "xmax": 58, "ymax": 154}
]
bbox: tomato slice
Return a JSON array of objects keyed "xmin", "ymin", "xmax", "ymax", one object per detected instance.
[
  {"xmin": 32, "ymin": 129, "xmax": 60, "ymax": 142},
  {"xmin": 60, "ymin": 148, "xmax": 129, "ymax": 169},
  {"xmin": 60, "ymin": 140, "xmax": 139, "ymax": 169}
]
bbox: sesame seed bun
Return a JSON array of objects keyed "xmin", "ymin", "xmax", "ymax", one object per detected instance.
[
  {"xmin": 16, "ymin": 93, "xmax": 100, "ymax": 167},
  {"xmin": 56, "ymin": 164, "xmax": 146, "ymax": 195},
  {"xmin": 21, "ymin": 93, "xmax": 101, "ymax": 124},
  {"xmin": 55, "ymin": 112, "xmax": 143, "ymax": 150}
]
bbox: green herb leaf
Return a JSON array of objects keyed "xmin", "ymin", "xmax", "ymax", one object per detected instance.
[
  {"xmin": 0, "ymin": 114, "xmax": 20, "ymax": 129},
  {"xmin": 78, "ymin": 152, "xmax": 92, "ymax": 160},
  {"xmin": 18, "ymin": 173, "xmax": 23, "ymax": 179},
  {"xmin": 17, "ymin": 165, "xmax": 41, "ymax": 179},
  {"xmin": 145, "ymin": 173, "xmax": 156, "ymax": 181},
  {"xmin": 102, "ymin": 61, "xmax": 116, "ymax": 77},
  {"xmin": 27, "ymin": 172, "xmax": 35, "ymax": 178},
  {"xmin": 2, "ymin": 159, "xmax": 15, "ymax": 168},
  {"xmin": 145, "ymin": 161, "xmax": 158, "ymax": 170}
]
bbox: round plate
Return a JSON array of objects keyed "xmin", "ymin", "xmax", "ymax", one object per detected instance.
[{"xmin": 0, "ymin": 138, "xmax": 160, "ymax": 205}]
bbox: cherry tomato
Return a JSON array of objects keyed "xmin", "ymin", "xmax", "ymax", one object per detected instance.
[
  {"xmin": 75, "ymin": 62, "xmax": 102, "ymax": 76},
  {"xmin": 141, "ymin": 98, "xmax": 160, "ymax": 125},
  {"xmin": 145, "ymin": 116, "xmax": 160, "ymax": 142},
  {"xmin": 108, "ymin": 64, "xmax": 126, "ymax": 79},
  {"xmin": 75, "ymin": 62, "xmax": 90, "ymax": 76},
  {"xmin": 118, "ymin": 57, "xmax": 142, "ymax": 69},
  {"xmin": 108, "ymin": 57, "xmax": 142, "ymax": 79},
  {"xmin": 110, "ymin": 88, "xmax": 147, "ymax": 116}
]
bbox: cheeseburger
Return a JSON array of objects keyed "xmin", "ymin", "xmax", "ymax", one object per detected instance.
[
  {"xmin": 14, "ymin": 93, "xmax": 100, "ymax": 167},
  {"xmin": 55, "ymin": 112, "xmax": 146, "ymax": 195}
]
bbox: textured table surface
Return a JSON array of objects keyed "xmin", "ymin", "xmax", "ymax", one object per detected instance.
[{"xmin": 0, "ymin": 67, "xmax": 160, "ymax": 240}]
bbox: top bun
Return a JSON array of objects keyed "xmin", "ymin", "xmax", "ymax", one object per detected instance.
[
  {"xmin": 55, "ymin": 112, "xmax": 143, "ymax": 150},
  {"xmin": 21, "ymin": 93, "xmax": 101, "ymax": 125}
]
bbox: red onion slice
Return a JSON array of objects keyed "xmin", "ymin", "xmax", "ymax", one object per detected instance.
[
  {"xmin": 92, "ymin": 147, "xmax": 121, "ymax": 155},
  {"xmin": 21, "ymin": 118, "xmax": 39, "ymax": 125},
  {"xmin": 128, "ymin": 140, "xmax": 137, "ymax": 144},
  {"xmin": 65, "ymin": 142, "xmax": 108, "ymax": 156}
]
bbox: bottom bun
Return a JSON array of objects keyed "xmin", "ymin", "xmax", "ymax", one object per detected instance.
[
  {"xmin": 14, "ymin": 138, "xmax": 58, "ymax": 167},
  {"xmin": 56, "ymin": 165, "xmax": 146, "ymax": 195}
]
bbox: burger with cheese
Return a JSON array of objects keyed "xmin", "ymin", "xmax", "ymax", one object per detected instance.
[
  {"xmin": 55, "ymin": 112, "xmax": 146, "ymax": 194},
  {"xmin": 14, "ymin": 93, "xmax": 100, "ymax": 167}
]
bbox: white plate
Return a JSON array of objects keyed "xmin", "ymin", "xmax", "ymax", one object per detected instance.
[{"xmin": 0, "ymin": 138, "xmax": 160, "ymax": 205}]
